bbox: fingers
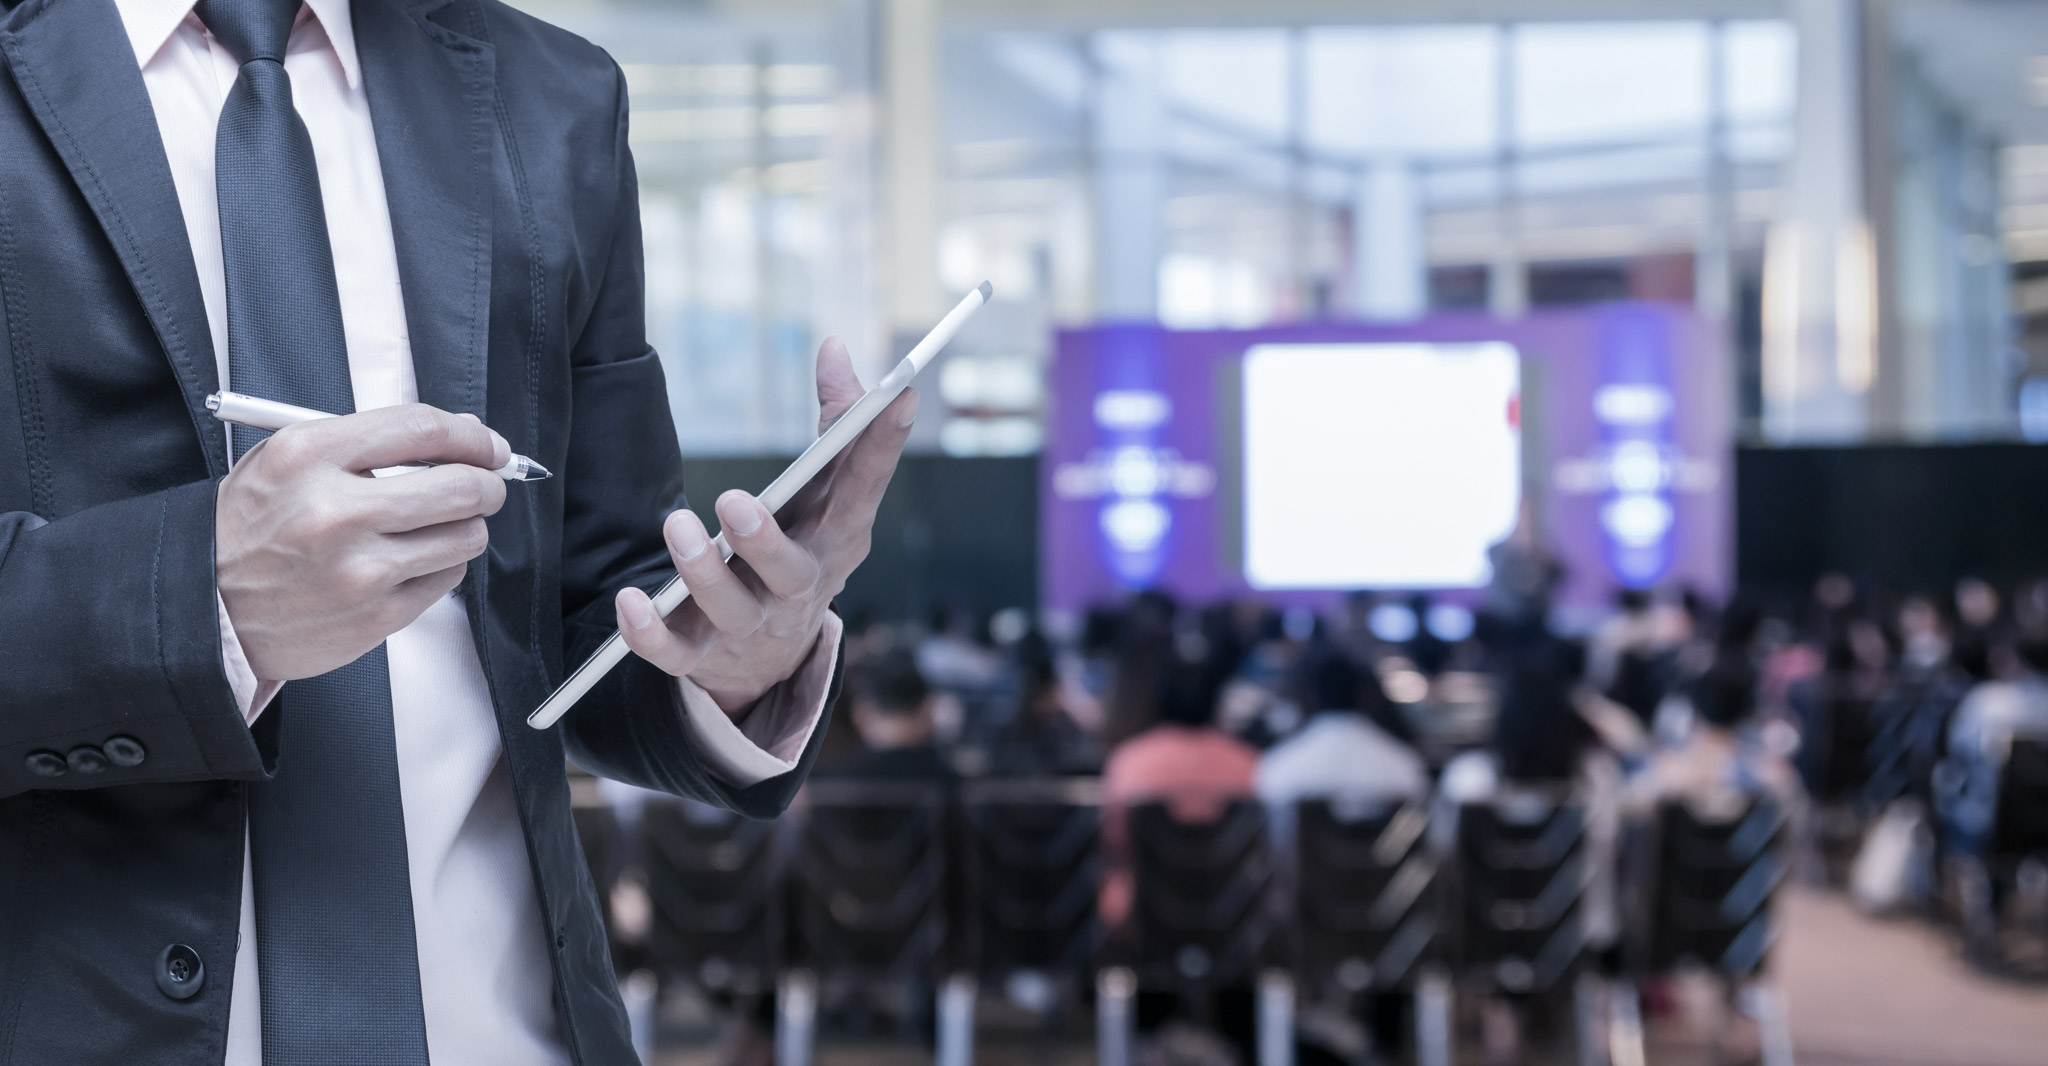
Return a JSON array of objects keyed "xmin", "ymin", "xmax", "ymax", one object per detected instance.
[
  {"xmin": 389, "ymin": 561, "xmax": 470, "ymax": 619},
  {"xmin": 383, "ymin": 516, "xmax": 492, "ymax": 581},
  {"xmin": 284, "ymin": 404, "xmax": 511, "ymax": 474},
  {"xmin": 663, "ymin": 509, "xmax": 766, "ymax": 636},
  {"xmin": 815, "ymin": 336, "xmax": 865, "ymax": 433},
  {"xmin": 616, "ymin": 586, "xmax": 702, "ymax": 677},
  {"xmin": 823, "ymin": 387, "xmax": 918, "ymax": 525},
  {"xmin": 361, "ymin": 463, "xmax": 507, "ymax": 532},
  {"xmin": 398, "ymin": 561, "xmax": 469, "ymax": 601},
  {"xmin": 716, "ymin": 490, "xmax": 823, "ymax": 598}
]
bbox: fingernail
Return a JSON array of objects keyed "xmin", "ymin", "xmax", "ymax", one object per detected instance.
[
  {"xmin": 670, "ymin": 513, "xmax": 709, "ymax": 562},
  {"xmin": 722, "ymin": 493, "xmax": 763, "ymax": 537},
  {"xmin": 896, "ymin": 390, "xmax": 920, "ymax": 428},
  {"xmin": 489, "ymin": 431, "xmax": 510, "ymax": 467},
  {"xmin": 620, "ymin": 592, "xmax": 656, "ymax": 631}
]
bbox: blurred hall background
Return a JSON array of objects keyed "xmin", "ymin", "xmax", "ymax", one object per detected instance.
[{"xmin": 517, "ymin": 0, "xmax": 2048, "ymax": 1064}]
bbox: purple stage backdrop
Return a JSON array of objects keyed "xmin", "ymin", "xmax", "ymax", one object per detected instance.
[{"xmin": 1040, "ymin": 305, "xmax": 1732, "ymax": 614}]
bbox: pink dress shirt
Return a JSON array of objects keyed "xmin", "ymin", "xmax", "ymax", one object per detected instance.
[
  {"xmin": 112, "ymin": 1, "xmax": 836, "ymax": 1061},
  {"xmin": 1097, "ymin": 725, "xmax": 1261, "ymax": 926}
]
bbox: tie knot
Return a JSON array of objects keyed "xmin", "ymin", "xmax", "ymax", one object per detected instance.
[{"xmin": 195, "ymin": 0, "xmax": 303, "ymax": 65}]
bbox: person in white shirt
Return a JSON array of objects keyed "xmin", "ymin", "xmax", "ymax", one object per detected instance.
[
  {"xmin": 1255, "ymin": 650, "xmax": 1428, "ymax": 809},
  {"xmin": 0, "ymin": 0, "xmax": 905, "ymax": 1062},
  {"xmin": 1940, "ymin": 637, "xmax": 2048, "ymax": 858}
]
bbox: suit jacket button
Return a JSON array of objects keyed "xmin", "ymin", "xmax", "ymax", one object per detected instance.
[
  {"xmin": 25, "ymin": 751, "xmax": 67, "ymax": 778},
  {"xmin": 156, "ymin": 944, "xmax": 205, "ymax": 1000},
  {"xmin": 104, "ymin": 736, "xmax": 147, "ymax": 767},
  {"xmin": 66, "ymin": 746, "xmax": 109, "ymax": 774}
]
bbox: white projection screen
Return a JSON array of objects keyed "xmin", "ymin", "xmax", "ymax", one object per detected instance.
[{"xmin": 1242, "ymin": 342, "xmax": 1522, "ymax": 590}]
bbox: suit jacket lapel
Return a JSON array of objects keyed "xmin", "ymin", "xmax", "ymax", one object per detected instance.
[
  {"xmin": 355, "ymin": 0, "xmax": 495, "ymax": 421},
  {"xmin": 0, "ymin": 0, "xmax": 228, "ymax": 476}
]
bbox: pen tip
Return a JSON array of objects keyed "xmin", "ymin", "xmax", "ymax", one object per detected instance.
[
  {"xmin": 976, "ymin": 280, "xmax": 992, "ymax": 301},
  {"xmin": 526, "ymin": 461, "xmax": 554, "ymax": 481}
]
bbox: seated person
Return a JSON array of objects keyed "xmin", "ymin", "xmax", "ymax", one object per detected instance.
[
  {"xmin": 1632, "ymin": 654, "xmax": 1800, "ymax": 812},
  {"xmin": 989, "ymin": 634, "xmax": 1101, "ymax": 776},
  {"xmin": 815, "ymin": 648, "xmax": 956, "ymax": 781},
  {"xmin": 1256, "ymin": 649, "xmax": 1427, "ymax": 808},
  {"xmin": 1436, "ymin": 634, "xmax": 1617, "ymax": 1066},
  {"xmin": 1625, "ymin": 628, "xmax": 1797, "ymax": 1066},
  {"xmin": 1257, "ymin": 649, "xmax": 1427, "ymax": 1064},
  {"xmin": 1099, "ymin": 648, "xmax": 1258, "ymax": 928},
  {"xmin": 1437, "ymin": 633, "xmax": 1602, "ymax": 825},
  {"xmin": 1939, "ymin": 636, "xmax": 2048, "ymax": 859}
]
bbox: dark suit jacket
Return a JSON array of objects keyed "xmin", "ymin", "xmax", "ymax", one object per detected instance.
[{"xmin": 0, "ymin": 0, "xmax": 832, "ymax": 1061}]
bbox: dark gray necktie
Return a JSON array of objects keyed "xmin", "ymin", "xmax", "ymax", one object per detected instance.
[{"xmin": 200, "ymin": 0, "xmax": 433, "ymax": 1059}]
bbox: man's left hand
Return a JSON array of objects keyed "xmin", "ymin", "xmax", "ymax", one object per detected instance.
[{"xmin": 614, "ymin": 336, "xmax": 915, "ymax": 711}]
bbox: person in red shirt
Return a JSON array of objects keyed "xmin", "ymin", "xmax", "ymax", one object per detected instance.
[{"xmin": 1098, "ymin": 641, "xmax": 1259, "ymax": 927}]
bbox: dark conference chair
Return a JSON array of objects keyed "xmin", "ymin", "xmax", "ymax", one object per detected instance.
[
  {"xmin": 1798, "ymin": 686, "xmax": 1882, "ymax": 882},
  {"xmin": 1455, "ymin": 790, "xmax": 1603, "ymax": 1066},
  {"xmin": 781, "ymin": 778, "xmax": 960, "ymax": 1066},
  {"xmin": 1612, "ymin": 798, "xmax": 1792, "ymax": 1066},
  {"xmin": 1957, "ymin": 737, "xmax": 2048, "ymax": 974},
  {"xmin": 1988, "ymin": 738, "xmax": 2048, "ymax": 875},
  {"xmin": 928, "ymin": 777, "xmax": 1105, "ymax": 1060},
  {"xmin": 1290, "ymin": 797, "xmax": 1449, "ymax": 1066},
  {"xmin": 639, "ymin": 799, "xmax": 783, "ymax": 996},
  {"xmin": 958, "ymin": 777, "xmax": 1102, "ymax": 1000},
  {"xmin": 1101, "ymin": 799, "xmax": 1287, "ymax": 1066}
]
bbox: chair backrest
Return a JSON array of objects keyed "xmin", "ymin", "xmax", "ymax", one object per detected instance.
[
  {"xmin": 1127, "ymin": 798, "xmax": 1279, "ymax": 986},
  {"xmin": 1454, "ymin": 790, "xmax": 1589, "ymax": 992},
  {"xmin": 640, "ymin": 799, "xmax": 783, "ymax": 992},
  {"xmin": 959, "ymin": 777, "xmax": 1102, "ymax": 979},
  {"xmin": 1804, "ymin": 688, "xmax": 1878, "ymax": 804},
  {"xmin": 1639, "ymin": 797, "xmax": 1787, "ymax": 979},
  {"xmin": 787, "ymin": 778, "xmax": 955, "ymax": 980},
  {"xmin": 1992, "ymin": 737, "xmax": 2048, "ymax": 859},
  {"xmin": 1293, "ymin": 797, "xmax": 1441, "ymax": 991},
  {"xmin": 1864, "ymin": 693, "xmax": 1917, "ymax": 806}
]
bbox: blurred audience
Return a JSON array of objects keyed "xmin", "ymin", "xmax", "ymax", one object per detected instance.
[
  {"xmin": 1632, "ymin": 603, "xmax": 1800, "ymax": 809},
  {"xmin": 1952, "ymin": 577, "xmax": 2005, "ymax": 683},
  {"xmin": 988, "ymin": 632, "xmax": 1100, "ymax": 776},
  {"xmin": 915, "ymin": 605, "xmax": 1005, "ymax": 690},
  {"xmin": 1869, "ymin": 596, "xmax": 1971, "ymax": 807},
  {"xmin": 673, "ymin": 564, "xmax": 2048, "ymax": 1055},
  {"xmin": 1591, "ymin": 588, "xmax": 1679, "ymax": 730},
  {"xmin": 1099, "ymin": 643, "xmax": 1256, "ymax": 928},
  {"xmin": 1789, "ymin": 614, "xmax": 1892, "ymax": 804},
  {"xmin": 1256, "ymin": 649, "xmax": 1426, "ymax": 808},
  {"xmin": 816, "ymin": 648, "xmax": 955, "ymax": 782},
  {"xmin": 1939, "ymin": 635, "xmax": 2048, "ymax": 858}
]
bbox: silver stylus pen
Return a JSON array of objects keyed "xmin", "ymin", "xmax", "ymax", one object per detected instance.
[{"xmin": 205, "ymin": 391, "xmax": 552, "ymax": 482}]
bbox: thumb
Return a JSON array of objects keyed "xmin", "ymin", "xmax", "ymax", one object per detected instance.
[{"xmin": 815, "ymin": 336, "xmax": 865, "ymax": 433}]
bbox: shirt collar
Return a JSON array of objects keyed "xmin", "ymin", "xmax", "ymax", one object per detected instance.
[{"xmin": 113, "ymin": 0, "xmax": 362, "ymax": 91}]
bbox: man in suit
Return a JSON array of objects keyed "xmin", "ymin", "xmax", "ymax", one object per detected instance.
[{"xmin": 0, "ymin": 0, "xmax": 912, "ymax": 1061}]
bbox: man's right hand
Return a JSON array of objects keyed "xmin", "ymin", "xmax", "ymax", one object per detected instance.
[{"xmin": 215, "ymin": 404, "xmax": 511, "ymax": 681}]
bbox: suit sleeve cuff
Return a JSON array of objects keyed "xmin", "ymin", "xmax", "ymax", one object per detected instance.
[
  {"xmin": 216, "ymin": 594, "xmax": 283, "ymax": 724},
  {"xmin": 674, "ymin": 612, "xmax": 840, "ymax": 786}
]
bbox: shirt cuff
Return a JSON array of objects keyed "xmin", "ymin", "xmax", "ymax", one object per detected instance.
[
  {"xmin": 674, "ymin": 612, "xmax": 841, "ymax": 787},
  {"xmin": 216, "ymin": 594, "xmax": 283, "ymax": 724}
]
